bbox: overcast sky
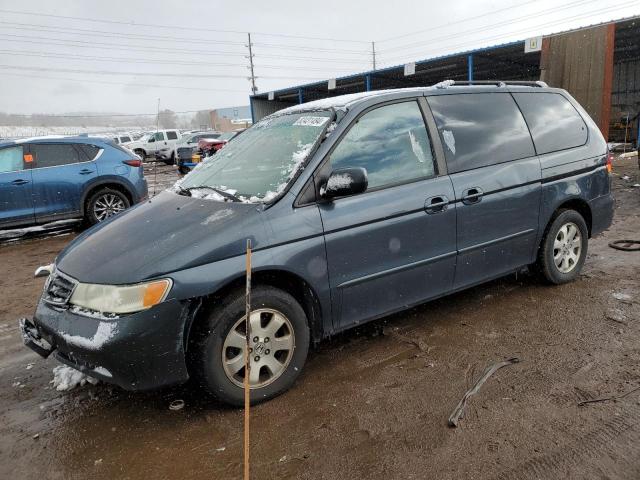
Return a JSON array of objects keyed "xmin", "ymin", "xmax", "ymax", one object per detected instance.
[{"xmin": 0, "ymin": 0, "xmax": 638, "ymax": 116}]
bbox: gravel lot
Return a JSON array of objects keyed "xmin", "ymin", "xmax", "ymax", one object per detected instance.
[{"xmin": 1, "ymin": 157, "xmax": 639, "ymax": 480}]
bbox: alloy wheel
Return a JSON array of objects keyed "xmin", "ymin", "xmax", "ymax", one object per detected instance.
[
  {"xmin": 553, "ymin": 222, "xmax": 582, "ymax": 273},
  {"xmin": 93, "ymin": 194, "xmax": 126, "ymax": 222},
  {"xmin": 222, "ymin": 308, "xmax": 295, "ymax": 389}
]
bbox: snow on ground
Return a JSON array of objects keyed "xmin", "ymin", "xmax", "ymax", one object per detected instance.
[
  {"xmin": 0, "ymin": 125, "xmax": 153, "ymax": 140},
  {"xmin": 0, "ymin": 219, "xmax": 81, "ymax": 241},
  {"xmin": 51, "ymin": 365, "xmax": 98, "ymax": 392}
]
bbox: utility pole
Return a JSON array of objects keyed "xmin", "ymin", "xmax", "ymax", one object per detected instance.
[
  {"xmin": 246, "ymin": 33, "xmax": 258, "ymax": 95},
  {"xmin": 156, "ymin": 98, "xmax": 160, "ymax": 131},
  {"xmin": 372, "ymin": 41, "xmax": 376, "ymax": 71}
]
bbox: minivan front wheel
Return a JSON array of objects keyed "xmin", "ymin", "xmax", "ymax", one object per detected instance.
[
  {"xmin": 86, "ymin": 188, "xmax": 130, "ymax": 225},
  {"xmin": 538, "ymin": 209, "xmax": 588, "ymax": 284},
  {"xmin": 191, "ymin": 286, "xmax": 310, "ymax": 406}
]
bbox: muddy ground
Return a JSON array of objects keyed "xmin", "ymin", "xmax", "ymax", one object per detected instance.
[{"xmin": 1, "ymin": 158, "xmax": 639, "ymax": 480}]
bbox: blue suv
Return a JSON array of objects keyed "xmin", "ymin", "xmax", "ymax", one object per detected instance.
[{"xmin": 0, "ymin": 136, "xmax": 147, "ymax": 228}]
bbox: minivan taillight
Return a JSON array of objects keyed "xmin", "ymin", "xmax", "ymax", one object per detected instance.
[
  {"xmin": 123, "ymin": 159, "xmax": 142, "ymax": 167},
  {"xmin": 606, "ymin": 153, "xmax": 613, "ymax": 173}
]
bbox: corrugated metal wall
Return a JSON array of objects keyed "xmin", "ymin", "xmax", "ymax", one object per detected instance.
[{"xmin": 540, "ymin": 25, "xmax": 615, "ymax": 138}]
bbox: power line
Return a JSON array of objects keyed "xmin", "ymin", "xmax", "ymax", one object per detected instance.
[
  {"xmin": 0, "ymin": 33, "xmax": 371, "ymax": 64},
  {"xmin": 378, "ymin": 3, "xmax": 638, "ymax": 65},
  {"xmin": 0, "ymin": 21, "xmax": 370, "ymax": 55},
  {"xmin": 379, "ymin": 0, "xmax": 599, "ymax": 54},
  {"xmin": 0, "ymin": 64, "xmax": 329, "ymax": 81},
  {"xmin": 0, "ymin": 8, "xmax": 370, "ymax": 44},
  {"xmin": 0, "ymin": 49, "xmax": 363, "ymax": 72},
  {"xmin": 0, "ymin": 71, "xmax": 247, "ymax": 93},
  {"xmin": 378, "ymin": 0, "xmax": 539, "ymax": 43}
]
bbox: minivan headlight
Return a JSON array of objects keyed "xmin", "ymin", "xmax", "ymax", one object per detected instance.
[{"xmin": 69, "ymin": 279, "xmax": 172, "ymax": 314}]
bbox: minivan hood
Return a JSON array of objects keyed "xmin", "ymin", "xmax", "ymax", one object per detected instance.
[{"xmin": 56, "ymin": 191, "xmax": 266, "ymax": 284}]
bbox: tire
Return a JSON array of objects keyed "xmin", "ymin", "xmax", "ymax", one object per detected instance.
[
  {"xmin": 85, "ymin": 188, "xmax": 130, "ymax": 226},
  {"xmin": 163, "ymin": 152, "xmax": 175, "ymax": 166},
  {"xmin": 537, "ymin": 209, "xmax": 588, "ymax": 284},
  {"xmin": 178, "ymin": 165, "xmax": 190, "ymax": 175},
  {"xmin": 134, "ymin": 149, "xmax": 146, "ymax": 161},
  {"xmin": 190, "ymin": 286, "xmax": 310, "ymax": 406}
]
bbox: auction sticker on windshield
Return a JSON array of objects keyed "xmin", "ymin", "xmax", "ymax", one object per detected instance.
[{"xmin": 293, "ymin": 116, "xmax": 330, "ymax": 127}]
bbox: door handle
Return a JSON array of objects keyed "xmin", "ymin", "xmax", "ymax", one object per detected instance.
[
  {"xmin": 78, "ymin": 169, "xmax": 93, "ymax": 175},
  {"xmin": 461, "ymin": 187, "xmax": 483, "ymax": 205},
  {"xmin": 425, "ymin": 195, "xmax": 449, "ymax": 214},
  {"xmin": 11, "ymin": 179, "xmax": 29, "ymax": 185}
]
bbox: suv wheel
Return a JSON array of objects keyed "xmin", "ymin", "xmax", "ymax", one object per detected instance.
[
  {"xmin": 537, "ymin": 209, "xmax": 588, "ymax": 284},
  {"xmin": 85, "ymin": 188, "xmax": 130, "ymax": 225},
  {"xmin": 134, "ymin": 149, "xmax": 146, "ymax": 160},
  {"xmin": 191, "ymin": 286, "xmax": 310, "ymax": 406}
]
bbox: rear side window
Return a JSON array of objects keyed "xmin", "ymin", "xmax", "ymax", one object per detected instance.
[
  {"xmin": 0, "ymin": 146, "xmax": 24, "ymax": 173},
  {"xmin": 152, "ymin": 132, "xmax": 165, "ymax": 141},
  {"xmin": 77, "ymin": 144, "xmax": 101, "ymax": 161},
  {"xmin": 166, "ymin": 131, "xmax": 178, "ymax": 140},
  {"xmin": 512, "ymin": 92, "xmax": 588, "ymax": 155},
  {"xmin": 329, "ymin": 101, "xmax": 435, "ymax": 189},
  {"xmin": 428, "ymin": 93, "xmax": 535, "ymax": 173},
  {"xmin": 31, "ymin": 144, "xmax": 80, "ymax": 168},
  {"xmin": 121, "ymin": 136, "xmax": 132, "ymax": 143}
]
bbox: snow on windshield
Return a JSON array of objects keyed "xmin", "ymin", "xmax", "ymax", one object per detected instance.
[{"xmin": 172, "ymin": 112, "xmax": 330, "ymax": 203}]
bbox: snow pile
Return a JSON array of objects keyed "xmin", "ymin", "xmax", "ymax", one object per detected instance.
[
  {"xmin": 434, "ymin": 79, "xmax": 455, "ymax": 89},
  {"xmin": 0, "ymin": 219, "xmax": 80, "ymax": 240},
  {"xmin": 59, "ymin": 321, "xmax": 118, "ymax": 350},
  {"xmin": 51, "ymin": 365, "xmax": 98, "ymax": 391},
  {"xmin": 261, "ymin": 142, "xmax": 313, "ymax": 202}
]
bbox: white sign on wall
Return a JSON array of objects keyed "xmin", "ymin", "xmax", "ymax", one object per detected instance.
[
  {"xmin": 404, "ymin": 62, "xmax": 416, "ymax": 76},
  {"xmin": 525, "ymin": 36, "xmax": 543, "ymax": 53},
  {"xmin": 268, "ymin": 91, "xmax": 275, "ymax": 101},
  {"xmin": 328, "ymin": 78, "xmax": 336, "ymax": 90}
]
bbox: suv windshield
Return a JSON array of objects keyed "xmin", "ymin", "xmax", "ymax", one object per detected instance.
[{"xmin": 175, "ymin": 111, "xmax": 332, "ymax": 202}]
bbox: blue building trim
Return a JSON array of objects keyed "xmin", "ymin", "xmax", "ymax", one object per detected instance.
[
  {"xmin": 298, "ymin": 88, "xmax": 304, "ymax": 104},
  {"xmin": 467, "ymin": 54, "xmax": 474, "ymax": 82},
  {"xmin": 365, "ymin": 74, "xmax": 371, "ymax": 91}
]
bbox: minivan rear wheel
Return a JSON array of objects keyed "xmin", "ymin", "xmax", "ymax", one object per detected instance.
[
  {"xmin": 85, "ymin": 188, "xmax": 130, "ymax": 225},
  {"xmin": 537, "ymin": 209, "xmax": 588, "ymax": 284},
  {"xmin": 191, "ymin": 286, "xmax": 310, "ymax": 406}
]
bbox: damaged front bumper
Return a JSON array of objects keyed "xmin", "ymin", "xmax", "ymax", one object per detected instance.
[{"xmin": 22, "ymin": 297, "xmax": 196, "ymax": 391}]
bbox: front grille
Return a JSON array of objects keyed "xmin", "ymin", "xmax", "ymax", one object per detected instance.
[{"xmin": 43, "ymin": 270, "xmax": 77, "ymax": 306}]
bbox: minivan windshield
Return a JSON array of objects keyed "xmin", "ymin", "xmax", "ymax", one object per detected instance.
[{"xmin": 175, "ymin": 111, "xmax": 331, "ymax": 202}]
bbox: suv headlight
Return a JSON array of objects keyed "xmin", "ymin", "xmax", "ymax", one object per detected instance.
[{"xmin": 69, "ymin": 279, "xmax": 172, "ymax": 314}]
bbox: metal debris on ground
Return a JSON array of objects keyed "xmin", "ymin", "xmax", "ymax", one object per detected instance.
[
  {"xmin": 168, "ymin": 399, "xmax": 185, "ymax": 411},
  {"xmin": 609, "ymin": 240, "xmax": 640, "ymax": 251},
  {"xmin": 448, "ymin": 357, "xmax": 521, "ymax": 428},
  {"xmin": 578, "ymin": 385, "xmax": 640, "ymax": 407}
]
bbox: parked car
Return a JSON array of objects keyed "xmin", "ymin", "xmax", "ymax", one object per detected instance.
[
  {"xmin": 22, "ymin": 82, "xmax": 614, "ymax": 407},
  {"xmin": 177, "ymin": 132, "xmax": 241, "ymax": 174},
  {"xmin": 0, "ymin": 136, "xmax": 147, "ymax": 228},
  {"xmin": 167, "ymin": 130, "xmax": 222, "ymax": 168},
  {"xmin": 124, "ymin": 129, "xmax": 181, "ymax": 163},
  {"xmin": 111, "ymin": 133, "xmax": 134, "ymax": 145}
]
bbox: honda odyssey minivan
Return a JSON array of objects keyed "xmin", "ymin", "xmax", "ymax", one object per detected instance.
[{"xmin": 21, "ymin": 81, "xmax": 614, "ymax": 406}]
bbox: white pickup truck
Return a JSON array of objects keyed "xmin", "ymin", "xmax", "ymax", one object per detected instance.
[{"xmin": 124, "ymin": 129, "xmax": 181, "ymax": 163}]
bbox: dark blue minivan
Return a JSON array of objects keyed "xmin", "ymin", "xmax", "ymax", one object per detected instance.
[
  {"xmin": 0, "ymin": 136, "xmax": 147, "ymax": 228},
  {"xmin": 22, "ymin": 82, "xmax": 614, "ymax": 405}
]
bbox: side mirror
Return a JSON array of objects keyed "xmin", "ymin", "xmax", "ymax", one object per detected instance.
[{"xmin": 320, "ymin": 167, "xmax": 368, "ymax": 199}]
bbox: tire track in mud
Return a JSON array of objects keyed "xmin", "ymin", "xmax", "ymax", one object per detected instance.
[{"xmin": 493, "ymin": 402, "xmax": 640, "ymax": 479}]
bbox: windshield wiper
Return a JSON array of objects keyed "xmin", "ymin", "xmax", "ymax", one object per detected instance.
[{"xmin": 177, "ymin": 185, "xmax": 242, "ymax": 202}]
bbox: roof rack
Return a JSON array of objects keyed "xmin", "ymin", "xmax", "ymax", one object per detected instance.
[{"xmin": 434, "ymin": 80, "xmax": 548, "ymax": 89}]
